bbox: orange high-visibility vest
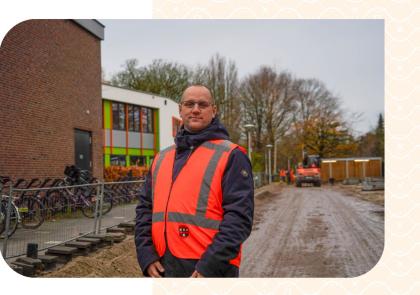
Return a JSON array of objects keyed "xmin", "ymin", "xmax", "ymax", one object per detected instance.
[{"xmin": 151, "ymin": 139, "xmax": 242, "ymax": 267}]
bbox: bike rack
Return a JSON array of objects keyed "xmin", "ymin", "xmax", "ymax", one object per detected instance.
[{"xmin": 1, "ymin": 179, "xmax": 144, "ymax": 259}]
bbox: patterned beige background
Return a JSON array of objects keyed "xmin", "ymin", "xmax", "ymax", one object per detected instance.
[{"xmin": 153, "ymin": 0, "xmax": 419, "ymax": 294}]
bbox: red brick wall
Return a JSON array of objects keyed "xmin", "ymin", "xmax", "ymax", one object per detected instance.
[{"xmin": 0, "ymin": 20, "xmax": 103, "ymax": 181}]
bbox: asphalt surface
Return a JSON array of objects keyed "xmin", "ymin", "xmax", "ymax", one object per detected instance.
[{"xmin": 0, "ymin": 203, "xmax": 137, "ymax": 259}]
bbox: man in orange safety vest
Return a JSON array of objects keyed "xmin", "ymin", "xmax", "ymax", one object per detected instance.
[{"xmin": 135, "ymin": 85, "xmax": 254, "ymax": 278}]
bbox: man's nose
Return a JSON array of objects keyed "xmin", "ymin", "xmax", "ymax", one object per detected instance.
[{"xmin": 191, "ymin": 104, "xmax": 201, "ymax": 112}]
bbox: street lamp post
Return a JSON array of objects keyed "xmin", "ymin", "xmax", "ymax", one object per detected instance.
[
  {"xmin": 244, "ymin": 124, "xmax": 255, "ymax": 162},
  {"xmin": 266, "ymin": 144, "xmax": 273, "ymax": 184},
  {"xmin": 274, "ymin": 139, "xmax": 279, "ymax": 179}
]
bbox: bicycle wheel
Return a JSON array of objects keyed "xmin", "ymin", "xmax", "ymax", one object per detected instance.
[
  {"xmin": 19, "ymin": 197, "xmax": 45, "ymax": 229},
  {"xmin": 81, "ymin": 193, "xmax": 113, "ymax": 218},
  {"xmin": 0, "ymin": 210, "xmax": 5, "ymax": 235},
  {"xmin": 81, "ymin": 195, "xmax": 96, "ymax": 218},
  {"xmin": 0, "ymin": 199, "xmax": 19, "ymax": 238},
  {"xmin": 101, "ymin": 192, "xmax": 113, "ymax": 216}
]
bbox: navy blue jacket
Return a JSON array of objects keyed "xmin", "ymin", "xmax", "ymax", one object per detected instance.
[{"xmin": 134, "ymin": 117, "xmax": 254, "ymax": 277}]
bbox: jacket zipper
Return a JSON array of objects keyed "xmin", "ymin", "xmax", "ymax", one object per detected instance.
[{"xmin": 163, "ymin": 145, "xmax": 195, "ymax": 250}]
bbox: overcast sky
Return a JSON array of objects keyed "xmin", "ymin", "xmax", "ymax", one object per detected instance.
[{"xmin": 100, "ymin": 19, "xmax": 384, "ymax": 135}]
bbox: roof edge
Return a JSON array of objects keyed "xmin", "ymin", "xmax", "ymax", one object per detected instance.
[
  {"xmin": 102, "ymin": 82, "xmax": 179, "ymax": 104},
  {"xmin": 72, "ymin": 19, "xmax": 104, "ymax": 40}
]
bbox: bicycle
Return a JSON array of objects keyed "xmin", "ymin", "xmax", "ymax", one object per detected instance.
[
  {"xmin": 60, "ymin": 167, "xmax": 113, "ymax": 218},
  {"xmin": 0, "ymin": 176, "xmax": 45, "ymax": 238},
  {"xmin": 0, "ymin": 194, "xmax": 20, "ymax": 238}
]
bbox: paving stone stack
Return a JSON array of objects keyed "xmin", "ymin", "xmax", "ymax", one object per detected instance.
[
  {"xmin": 76, "ymin": 237, "xmax": 102, "ymax": 251},
  {"xmin": 37, "ymin": 255, "xmax": 58, "ymax": 271},
  {"xmin": 362, "ymin": 177, "xmax": 384, "ymax": 191},
  {"xmin": 45, "ymin": 246, "xmax": 79, "ymax": 263},
  {"xmin": 64, "ymin": 241, "xmax": 92, "ymax": 256},
  {"xmin": 342, "ymin": 178, "xmax": 361, "ymax": 185},
  {"xmin": 8, "ymin": 220, "xmax": 136, "ymax": 277},
  {"xmin": 118, "ymin": 221, "xmax": 135, "ymax": 234}
]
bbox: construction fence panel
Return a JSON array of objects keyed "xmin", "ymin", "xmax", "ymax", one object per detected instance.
[
  {"xmin": 0, "ymin": 180, "xmax": 144, "ymax": 260},
  {"xmin": 0, "ymin": 183, "xmax": 102, "ymax": 259},
  {"xmin": 97, "ymin": 180, "xmax": 142, "ymax": 232}
]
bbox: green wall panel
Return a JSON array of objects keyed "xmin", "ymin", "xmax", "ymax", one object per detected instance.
[
  {"xmin": 104, "ymin": 155, "xmax": 110, "ymax": 167},
  {"xmin": 103, "ymin": 100, "xmax": 111, "ymax": 129},
  {"xmin": 154, "ymin": 109, "xmax": 160, "ymax": 151}
]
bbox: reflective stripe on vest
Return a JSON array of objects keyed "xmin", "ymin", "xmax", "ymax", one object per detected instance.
[
  {"xmin": 151, "ymin": 139, "xmax": 241, "ymax": 267},
  {"xmin": 152, "ymin": 212, "xmax": 220, "ymax": 230},
  {"xmin": 151, "ymin": 145, "xmax": 176, "ymax": 204}
]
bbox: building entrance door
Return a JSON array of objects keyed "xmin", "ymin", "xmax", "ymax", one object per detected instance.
[{"xmin": 74, "ymin": 129, "xmax": 92, "ymax": 171}]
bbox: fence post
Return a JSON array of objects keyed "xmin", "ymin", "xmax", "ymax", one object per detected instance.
[
  {"xmin": 97, "ymin": 182, "xmax": 105, "ymax": 234},
  {"xmin": 2, "ymin": 185, "xmax": 14, "ymax": 258},
  {"xmin": 93, "ymin": 183, "xmax": 101, "ymax": 234}
]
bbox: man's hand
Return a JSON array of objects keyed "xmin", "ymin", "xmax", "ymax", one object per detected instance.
[
  {"xmin": 191, "ymin": 270, "xmax": 204, "ymax": 278},
  {"xmin": 147, "ymin": 261, "xmax": 165, "ymax": 278}
]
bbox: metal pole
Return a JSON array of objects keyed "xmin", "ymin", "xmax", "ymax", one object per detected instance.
[
  {"xmin": 274, "ymin": 140, "xmax": 277, "ymax": 177},
  {"xmin": 265, "ymin": 150, "xmax": 268, "ymax": 175},
  {"xmin": 268, "ymin": 148, "xmax": 272, "ymax": 184},
  {"xmin": 97, "ymin": 182, "xmax": 105, "ymax": 233},
  {"xmin": 247, "ymin": 130, "xmax": 252, "ymax": 161},
  {"xmin": 2, "ymin": 185, "xmax": 13, "ymax": 258},
  {"xmin": 93, "ymin": 183, "xmax": 101, "ymax": 234}
]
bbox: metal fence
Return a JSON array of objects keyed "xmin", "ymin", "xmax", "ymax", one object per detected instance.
[{"xmin": 0, "ymin": 179, "xmax": 144, "ymax": 260}]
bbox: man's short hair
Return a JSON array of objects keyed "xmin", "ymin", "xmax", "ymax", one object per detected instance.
[{"xmin": 181, "ymin": 85, "xmax": 214, "ymax": 104}]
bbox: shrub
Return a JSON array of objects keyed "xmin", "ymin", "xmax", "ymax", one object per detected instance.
[{"xmin": 104, "ymin": 166, "xmax": 149, "ymax": 182}]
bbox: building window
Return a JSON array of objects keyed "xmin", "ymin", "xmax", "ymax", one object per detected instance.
[
  {"xmin": 128, "ymin": 105, "xmax": 140, "ymax": 132},
  {"xmin": 142, "ymin": 107, "xmax": 154, "ymax": 133},
  {"xmin": 130, "ymin": 156, "xmax": 146, "ymax": 166},
  {"xmin": 112, "ymin": 102, "xmax": 126, "ymax": 131},
  {"xmin": 110, "ymin": 155, "xmax": 126, "ymax": 166},
  {"xmin": 172, "ymin": 117, "xmax": 182, "ymax": 137}
]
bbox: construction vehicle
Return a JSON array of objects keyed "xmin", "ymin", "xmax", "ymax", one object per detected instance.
[{"xmin": 295, "ymin": 153, "xmax": 321, "ymax": 187}]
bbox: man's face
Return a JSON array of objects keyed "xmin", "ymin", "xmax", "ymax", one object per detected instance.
[{"xmin": 179, "ymin": 86, "xmax": 217, "ymax": 133}]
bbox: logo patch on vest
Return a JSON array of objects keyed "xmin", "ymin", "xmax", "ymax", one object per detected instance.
[
  {"xmin": 179, "ymin": 225, "xmax": 189, "ymax": 238},
  {"xmin": 241, "ymin": 169, "xmax": 249, "ymax": 178}
]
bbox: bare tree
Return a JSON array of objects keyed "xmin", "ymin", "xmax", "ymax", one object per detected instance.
[
  {"xmin": 290, "ymin": 78, "xmax": 353, "ymax": 158},
  {"xmin": 111, "ymin": 59, "xmax": 143, "ymax": 89},
  {"xmin": 240, "ymin": 66, "xmax": 295, "ymax": 152},
  {"xmin": 111, "ymin": 59, "xmax": 192, "ymax": 101},
  {"xmin": 192, "ymin": 54, "xmax": 242, "ymax": 142}
]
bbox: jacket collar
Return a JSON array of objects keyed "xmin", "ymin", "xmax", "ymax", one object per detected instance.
[{"xmin": 174, "ymin": 117, "xmax": 230, "ymax": 151}]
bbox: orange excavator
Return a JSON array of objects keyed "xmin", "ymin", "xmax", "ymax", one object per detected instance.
[{"xmin": 295, "ymin": 151, "xmax": 321, "ymax": 187}]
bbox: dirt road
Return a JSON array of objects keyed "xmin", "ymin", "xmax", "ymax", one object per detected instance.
[
  {"xmin": 41, "ymin": 184, "xmax": 384, "ymax": 278},
  {"xmin": 240, "ymin": 184, "xmax": 384, "ymax": 277}
]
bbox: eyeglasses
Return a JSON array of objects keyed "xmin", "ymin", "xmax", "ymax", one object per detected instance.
[{"xmin": 180, "ymin": 100, "xmax": 213, "ymax": 109}]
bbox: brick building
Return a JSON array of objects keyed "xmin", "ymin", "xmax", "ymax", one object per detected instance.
[{"xmin": 0, "ymin": 20, "xmax": 104, "ymax": 180}]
